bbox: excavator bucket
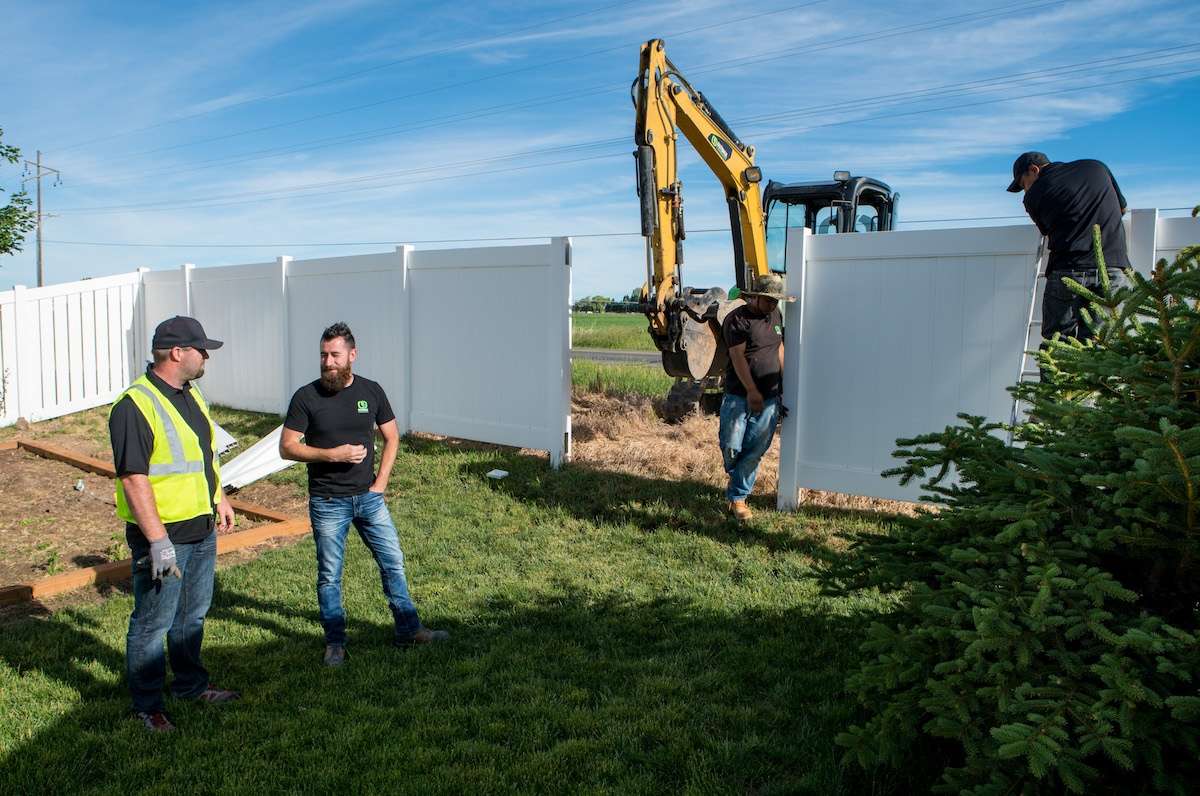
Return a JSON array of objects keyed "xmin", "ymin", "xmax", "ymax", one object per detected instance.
[{"xmin": 659, "ymin": 287, "xmax": 743, "ymax": 380}]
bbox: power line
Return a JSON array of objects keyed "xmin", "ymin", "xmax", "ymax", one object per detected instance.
[
  {"xmin": 58, "ymin": 42, "xmax": 1200, "ymax": 213},
  {"xmin": 52, "ymin": 62, "xmax": 1200, "ymax": 217},
  {"xmin": 49, "ymin": 0, "xmax": 646, "ymax": 154},
  {"xmin": 40, "ymin": 208, "xmax": 1197, "ymax": 248}
]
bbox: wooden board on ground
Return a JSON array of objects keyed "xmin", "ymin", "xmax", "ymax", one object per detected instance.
[{"xmin": 0, "ymin": 439, "xmax": 310, "ymax": 606}]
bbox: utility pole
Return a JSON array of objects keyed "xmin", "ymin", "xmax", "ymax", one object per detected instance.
[{"xmin": 22, "ymin": 151, "xmax": 61, "ymax": 288}]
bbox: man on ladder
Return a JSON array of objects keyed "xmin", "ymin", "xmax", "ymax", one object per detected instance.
[{"xmin": 1008, "ymin": 151, "xmax": 1132, "ymax": 355}]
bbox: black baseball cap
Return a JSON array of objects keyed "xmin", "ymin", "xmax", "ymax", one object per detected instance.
[
  {"xmin": 1007, "ymin": 151, "xmax": 1050, "ymax": 192},
  {"xmin": 151, "ymin": 316, "xmax": 224, "ymax": 350}
]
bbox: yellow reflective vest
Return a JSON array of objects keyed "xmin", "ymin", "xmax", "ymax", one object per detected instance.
[{"xmin": 111, "ymin": 373, "xmax": 221, "ymax": 525}]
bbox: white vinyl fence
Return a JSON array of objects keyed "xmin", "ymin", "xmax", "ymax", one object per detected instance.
[
  {"xmin": 776, "ymin": 210, "xmax": 1200, "ymax": 506},
  {"xmin": 1, "ymin": 240, "xmax": 573, "ymax": 467},
  {"xmin": 0, "ymin": 271, "xmax": 144, "ymax": 426}
]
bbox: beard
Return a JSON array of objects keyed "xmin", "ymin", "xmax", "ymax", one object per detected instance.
[{"xmin": 320, "ymin": 363, "xmax": 353, "ymax": 392}]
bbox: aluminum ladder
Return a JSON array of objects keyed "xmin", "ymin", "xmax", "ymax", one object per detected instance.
[{"xmin": 1007, "ymin": 236, "xmax": 1048, "ymax": 445}]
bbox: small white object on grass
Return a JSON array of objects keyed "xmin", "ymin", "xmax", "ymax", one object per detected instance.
[
  {"xmin": 74, "ymin": 478, "xmax": 85, "ymax": 492},
  {"xmin": 486, "ymin": 469, "xmax": 509, "ymax": 480}
]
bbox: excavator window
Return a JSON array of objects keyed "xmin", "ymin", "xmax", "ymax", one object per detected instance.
[
  {"xmin": 855, "ymin": 204, "xmax": 879, "ymax": 232},
  {"xmin": 765, "ymin": 201, "xmax": 805, "ymax": 273},
  {"xmin": 813, "ymin": 206, "xmax": 839, "ymax": 235}
]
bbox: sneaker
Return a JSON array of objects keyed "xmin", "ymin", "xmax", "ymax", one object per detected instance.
[
  {"xmin": 195, "ymin": 685, "xmax": 241, "ymax": 704},
  {"xmin": 135, "ymin": 710, "xmax": 176, "ymax": 733},
  {"xmin": 323, "ymin": 644, "xmax": 348, "ymax": 667},
  {"xmin": 395, "ymin": 627, "xmax": 450, "ymax": 647},
  {"xmin": 729, "ymin": 500, "xmax": 753, "ymax": 521}
]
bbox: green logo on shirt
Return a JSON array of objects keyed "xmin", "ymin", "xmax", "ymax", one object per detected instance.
[
  {"xmin": 774, "ymin": 325, "xmax": 782, "ymax": 334},
  {"xmin": 357, "ymin": 400, "xmax": 369, "ymax": 413}
]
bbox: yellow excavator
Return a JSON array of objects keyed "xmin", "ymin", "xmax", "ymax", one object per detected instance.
[{"xmin": 632, "ymin": 39, "xmax": 898, "ymax": 415}]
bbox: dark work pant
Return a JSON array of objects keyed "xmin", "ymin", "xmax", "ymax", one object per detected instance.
[
  {"xmin": 1041, "ymin": 267, "xmax": 1130, "ymax": 344},
  {"xmin": 126, "ymin": 531, "xmax": 216, "ymax": 713}
]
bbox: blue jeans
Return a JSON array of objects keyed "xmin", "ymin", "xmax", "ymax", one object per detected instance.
[
  {"xmin": 309, "ymin": 491, "xmax": 422, "ymax": 644},
  {"xmin": 718, "ymin": 393, "xmax": 781, "ymax": 502},
  {"xmin": 126, "ymin": 530, "xmax": 216, "ymax": 713}
]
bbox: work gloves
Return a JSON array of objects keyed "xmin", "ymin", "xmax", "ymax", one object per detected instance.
[{"xmin": 149, "ymin": 538, "xmax": 182, "ymax": 581}]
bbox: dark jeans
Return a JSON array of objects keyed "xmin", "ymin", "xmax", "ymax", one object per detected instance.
[
  {"xmin": 1041, "ymin": 267, "xmax": 1129, "ymax": 344},
  {"xmin": 309, "ymin": 491, "xmax": 422, "ymax": 644},
  {"xmin": 126, "ymin": 531, "xmax": 216, "ymax": 713}
]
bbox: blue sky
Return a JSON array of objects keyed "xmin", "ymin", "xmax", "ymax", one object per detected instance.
[{"xmin": 1, "ymin": 0, "xmax": 1198, "ymax": 299}]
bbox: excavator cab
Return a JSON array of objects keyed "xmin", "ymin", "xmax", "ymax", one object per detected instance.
[{"xmin": 763, "ymin": 174, "xmax": 898, "ymax": 272}]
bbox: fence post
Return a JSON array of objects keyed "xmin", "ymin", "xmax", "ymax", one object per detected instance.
[
  {"xmin": 548, "ymin": 237, "xmax": 573, "ymax": 468},
  {"xmin": 1127, "ymin": 208, "xmax": 1159, "ymax": 277},
  {"xmin": 776, "ymin": 227, "xmax": 809, "ymax": 511},
  {"xmin": 181, "ymin": 263, "xmax": 195, "ymax": 315},
  {"xmin": 134, "ymin": 268, "xmax": 151, "ymax": 370},
  {"xmin": 396, "ymin": 245, "xmax": 414, "ymax": 435},
  {"xmin": 8, "ymin": 286, "xmax": 32, "ymax": 422},
  {"xmin": 277, "ymin": 255, "xmax": 293, "ymax": 415}
]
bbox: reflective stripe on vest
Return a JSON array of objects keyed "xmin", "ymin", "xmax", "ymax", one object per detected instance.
[{"xmin": 126, "ymin": 383, "xmax": 206, "ymax": 476}]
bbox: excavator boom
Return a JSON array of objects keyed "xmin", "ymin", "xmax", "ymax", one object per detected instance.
[{"xmin": 633, "ymin": 39, "xmax": 771, "ymax": 380}]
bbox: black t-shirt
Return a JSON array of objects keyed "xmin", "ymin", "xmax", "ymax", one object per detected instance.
[
  {"xmin": 1023, "ymin": 159, "xmax": 1130, "ymax": 274},
  {"xmin": 722, "ymin": 305, "xmax": 784, "ymax": 398},
  {"xmin": 109, "ymin": 366, "xmax": 217, "ymax": 551},
  {"xmin": 284, "ymin": 375, "xmax": 395, "ymax": 497}
]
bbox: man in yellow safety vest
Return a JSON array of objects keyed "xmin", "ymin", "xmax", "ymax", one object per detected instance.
[{"xmin": 109, "ymin": 316, "xmax": 238, "ymax": 732}]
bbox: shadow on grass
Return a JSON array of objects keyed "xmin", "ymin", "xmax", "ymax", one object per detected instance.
[
  {"xmin": 403, "ymin": 440, "xmax": 875, "ymax": 565},
  {"xmin": 0, "ymin": 578, "xmax": 914, "ymax": 795}
]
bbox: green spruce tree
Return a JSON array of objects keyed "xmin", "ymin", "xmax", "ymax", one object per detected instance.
[{"xmin": 831, "ymin": 216, "xmax": 1200, "ymax": 794}]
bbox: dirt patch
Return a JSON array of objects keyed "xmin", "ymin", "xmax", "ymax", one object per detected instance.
[
  {"xmin": 0, "ymin": 448, "xmax": 127, "ymax": 587},
  {"xmin": 569, "ymin": 392, "xmax": 924, "ymax": 517},
  {"xmin": 232, "ymin": 480, "xmax": 310, "ymax": 518},
  {"xmin": 0, "ymin": 447, "xmax": 284, "ymax": 589}
]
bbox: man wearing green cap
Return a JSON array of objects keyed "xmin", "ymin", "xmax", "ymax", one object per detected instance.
[{"xmin": 719, "ymin": 274, "xmax": 794, "ymax": 521}]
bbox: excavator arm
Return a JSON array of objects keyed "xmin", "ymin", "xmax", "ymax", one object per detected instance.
[{"xmin": 633, "ymin": 38, "xmax": 771, "ymax": 380}]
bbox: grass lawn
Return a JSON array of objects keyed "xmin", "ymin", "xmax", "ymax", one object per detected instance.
[
  {"xmin": 571, "ymin": 361, "xmax": 674, "ymax": 400},
  {"xmin": 571, "ymin": 313, "xmax": 655, "ymax": 351},
  {"xmin": 0, "ymin": 405, "xmax": 908, "ymax": 795}
]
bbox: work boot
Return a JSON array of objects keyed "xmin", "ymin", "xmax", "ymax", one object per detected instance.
[
  {"xmin": 396, "ymin": 627, "xmax": 450, "ymax": 648},
  {"xmin": 323, "ymin": 644, "xmax": 348, "ymax": 667},
  {"xmin": 729, "ymin": 500, "xmax": 753, "ymax": 521}
]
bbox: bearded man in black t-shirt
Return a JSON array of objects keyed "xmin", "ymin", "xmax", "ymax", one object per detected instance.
[{"xmin": 280, "ymin": 322, "xmax": 448, "ymax": 666}]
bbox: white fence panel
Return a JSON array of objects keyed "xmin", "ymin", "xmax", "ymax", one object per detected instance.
[
  {"xmin": 0, "ymin": 272, "xmax": 143, "ymax": 424},
  {"xmin": 408, "ymin": 238, "xmax": 572, "ymax": 465},
  {"xmin": 188, "ymin": 261, "xmax": 284, "ymax": 413},
  {"xmin": 286, "ymin": 250, "xmax": 407, "ymax": 418},
  {"xmin": 141, "ymin": 268, "xmax": 187, "ymax": 355},
  {"xmin": 1157, "ymin": 215, "xmax": 1200, "ymax": 266},
  {"xmin": 778, "ymin": 224, "xmax": 1042, "ymax": 505}
]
